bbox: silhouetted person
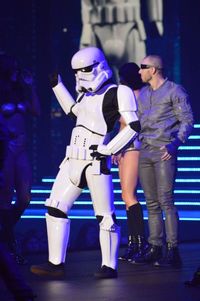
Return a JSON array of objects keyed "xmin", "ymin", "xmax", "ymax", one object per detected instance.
[
  {"xmin": 0, "ymin": 54, "xmax": 40, "ymax": 264},
  {"xmin": 0, "ymin": 116, "xmax": 36, "ymax": 301}
]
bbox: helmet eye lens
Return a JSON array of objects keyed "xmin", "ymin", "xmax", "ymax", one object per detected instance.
[
  {"xmin": 81, "ymin": 66, "xmax": 94, "ymax": 73},
  {"xmin": 74, "ymin": 63, "xmax": 98, "ymax": 74}
]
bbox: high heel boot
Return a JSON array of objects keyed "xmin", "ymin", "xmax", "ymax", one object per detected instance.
[
  {"xmin": 119, "ymin": 203, "xmax": 146, "ymax": 262},
  {"xmin": 130, "ymin": 235, "xmax": 149, "ymax": 263},
  {"xmin": 118, "ymin": 235, "xmax": 138, "ymax": 261}
]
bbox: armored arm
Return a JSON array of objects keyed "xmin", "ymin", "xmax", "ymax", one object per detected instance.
[
  {"xmin": 95, "ymin": 85, "xmax": 140, "ymax": 156},
  {"xmin": 51, "ymin": 74, "xmax": 76, "ymax": 115}
]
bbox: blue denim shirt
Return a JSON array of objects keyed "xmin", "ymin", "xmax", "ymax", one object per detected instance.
[{"xmin": 137, "ymin": 79, "xmax": 194, "ymax": 150}]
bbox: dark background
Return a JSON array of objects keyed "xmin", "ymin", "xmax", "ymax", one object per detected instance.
[{"xmin": 0, "ymin": 0, "xmax": 199, "ymax": 183}]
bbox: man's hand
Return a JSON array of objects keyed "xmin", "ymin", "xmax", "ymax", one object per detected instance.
[
  {"xmin": 161, "ymin": 139, "xmax": 181, "ymax": 160},
  {"xmin": 160, "ymin": 146, "xmax": 172, "ymax": 161}
]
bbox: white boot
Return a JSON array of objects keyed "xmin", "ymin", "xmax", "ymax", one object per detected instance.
[
  {"xmin": 46, "ymin": 213, "xmax": 70, "ymax": 265},
  {"xmin": 99, "ymin": 216, "xmax": 120, "ymax": 270}
]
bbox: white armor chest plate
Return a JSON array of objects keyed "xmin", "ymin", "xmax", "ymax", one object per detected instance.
[
  {"xmin": 67, "ymin": 87, "xmax": 114, "ymax": 160},
  {"xmin": 74, "ymin": 92, "xmax": 107, "ymax": 136}
]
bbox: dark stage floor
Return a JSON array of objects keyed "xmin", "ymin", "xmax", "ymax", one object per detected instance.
[{"xmin": 1, "ymin": 242, "xmax": 200, "ymax": 301}]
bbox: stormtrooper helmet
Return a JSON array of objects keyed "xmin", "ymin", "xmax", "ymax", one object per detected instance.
[{"xmin": 71, "ymin": 47, "xmax": 112, "ymax": 92}]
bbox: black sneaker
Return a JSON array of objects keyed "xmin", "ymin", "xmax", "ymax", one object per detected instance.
[
  {"xmin": 30, "ymin": 261, "xmax": 65, "ymax": 277},
  {"xmin": 94, "ymin": 265, "xmax": 118, "ymax": 279},
  {"xmin": 154, "ymin": 244, "xmax": 182, "ymax": 268},
  {"xmin": 133, "ymin": 244, "xmax": 162, "ymax": 265},
  {"xmin": 184, "ymin": 267, "xmax": 200, "ymax": 287}
]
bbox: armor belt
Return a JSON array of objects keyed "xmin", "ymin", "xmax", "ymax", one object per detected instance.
[{"xmin": 66, "ymin": 145, "xmax": 93, "ymax": 160}]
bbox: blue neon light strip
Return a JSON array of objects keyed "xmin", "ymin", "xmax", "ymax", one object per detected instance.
[
  {"xmin": 188, "ymin": 135, "xmax": 200, "ymax": 139},
  {"xmin": 113, "ymin": 178, "xmax": 199, "ymax": 183},
  {"xmin": 178, "ymin": 168, "xmax": 200, "ymax": 171},
  {"xmin": 177, "ymin": 157, "xmax": 200, "ymax": 161},
  {"xmin": 111, "ymin": 168, "xmax": 119, "ymax": 172},
  {"xmin": 179, "ymin": 146, "xmax": 200, "ymax": 150},
  {"xmin": 31, "ymin": 188, "xmax": 200, "ymax": 194},
  {"xmin": 28, "ymin": 200, "xmax": 200, "ymax": 206},
  {"xmin": 80, "ymin": 189, "xmax": 200, "ymax": 194},
  {"xmin": 194, "ymin": 124, "xmax": 200, "ymax": 128},
  {"xmin": 20, "ymin": 215, "xmax": 200, "ymax": 221},
  {"xmin": 31, "ymin": 189, "xmax": 51, "ymax": 193},
  {"xmin": 21, "ymin": 216, "xmax": 45, "ymax": 219},
  {"xmin": 42, "ymin": 176, "xmax": 200, "ymax": 184},
  {"xmin": 112, "ymin": 167, "xmax": 200, "ymax": 172},
  {"xmin": 175, "ymin": 179, "xmax": 200, "ymax": 182},
  {"xmin": 42, "ymin": 179, "xmax": 54, "ymax": 183}
]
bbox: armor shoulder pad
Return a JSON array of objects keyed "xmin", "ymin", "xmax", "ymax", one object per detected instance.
[
  {"xmin": 104, "ymin": 86, "xmax": 118, "ymax": 103},
  {"xmin": 117, "ymin": 84, "xmax": 137, "ymax": 112}
]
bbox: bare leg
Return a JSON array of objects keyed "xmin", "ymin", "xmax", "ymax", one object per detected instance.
[{"xmin": 118, "ymin": 150, "xmax": 146, "ymax": 261}]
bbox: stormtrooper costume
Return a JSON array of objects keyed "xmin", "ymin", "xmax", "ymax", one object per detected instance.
[{"xmin": 31, "ymin": 47, "xmax": 140, "ymax": 279}]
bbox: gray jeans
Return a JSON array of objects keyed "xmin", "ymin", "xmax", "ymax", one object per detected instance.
[{"xmin": 139, "ymin": 146, "xmax": 178, "ymax": 246}]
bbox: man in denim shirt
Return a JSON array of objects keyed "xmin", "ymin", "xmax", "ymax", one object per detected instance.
[{"xmin": 134, "ymin": 55, "xmax": 193, "ymax": 267}]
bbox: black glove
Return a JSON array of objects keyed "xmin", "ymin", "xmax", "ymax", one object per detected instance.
[
  {"xmin": 89, "ymin": 145, "xmax": 98, "ymax": 151},
  {"xmin": 89, "ymin": 145, "xmax": 106, "ymax": 160},
  {"xmin": 49, "ymin": 72, "xmax": 59, "ymax": 88}
]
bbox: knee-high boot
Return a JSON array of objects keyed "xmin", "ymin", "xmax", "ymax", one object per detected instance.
[
  {"xmin": 119, "ymin": 203, "xmax": 147, "ymax": 262},
  {"xmin": 119, "ymin": 207, "xmax": 137, "ymax": 261}
]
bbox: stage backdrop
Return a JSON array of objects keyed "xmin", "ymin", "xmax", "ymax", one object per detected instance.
[{"xmin": 0, "ymin": 0, "xmax": 199, "ymax": 182}]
